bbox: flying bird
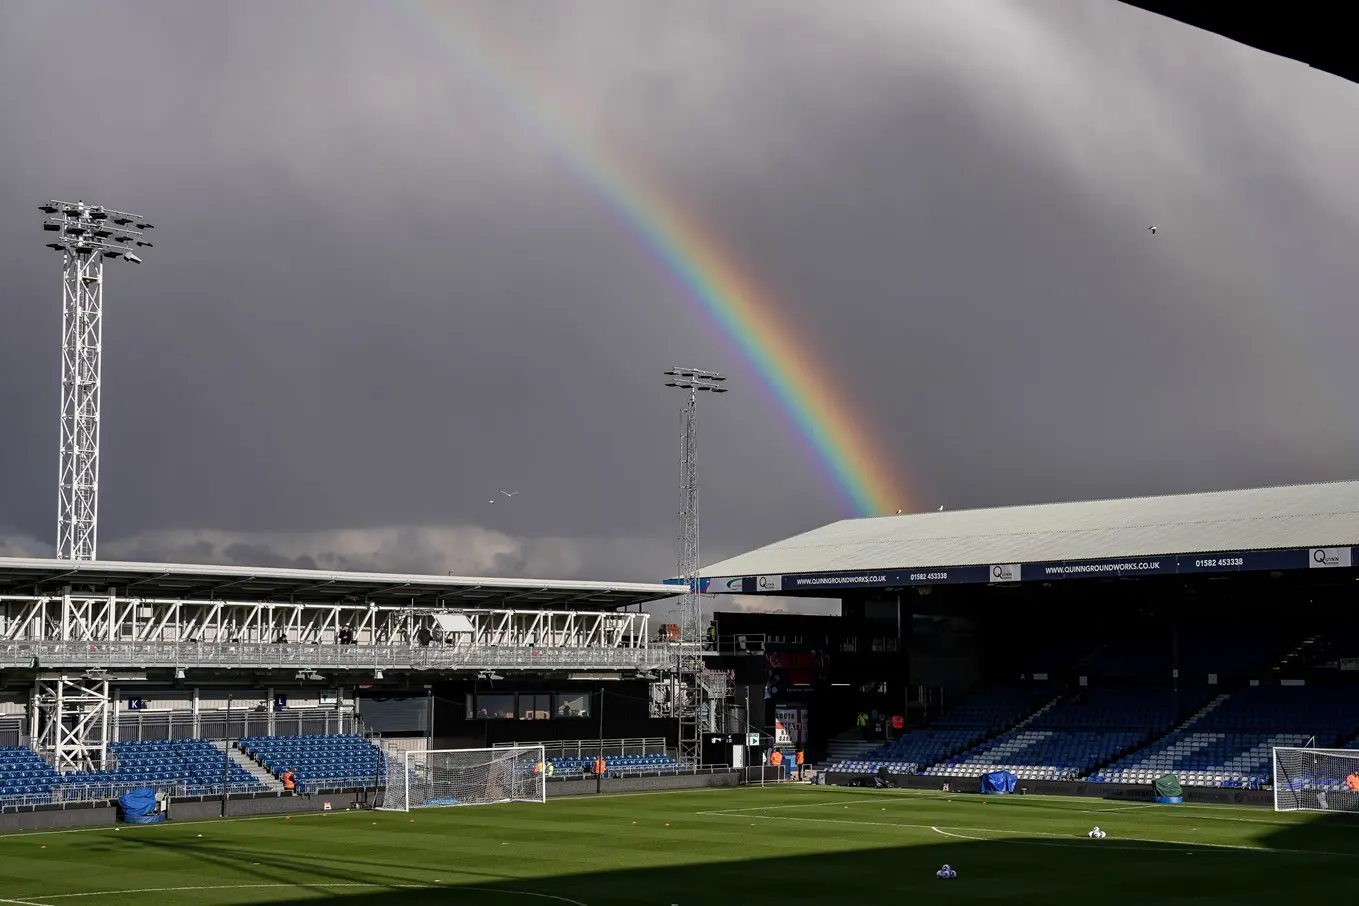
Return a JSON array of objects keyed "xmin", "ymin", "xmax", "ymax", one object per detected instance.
[
  {"xmin": 1147, "ymin": 226, "xmax": 1157, "ymax": 235},
  {"xmin": 489, "ymin": 489, "xmax": 519, "ymax": 504}
]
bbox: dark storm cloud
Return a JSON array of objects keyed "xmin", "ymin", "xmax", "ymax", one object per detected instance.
[{"xmin": 3, "ymin": 1, "xmax": 1359, "ymax": 603}]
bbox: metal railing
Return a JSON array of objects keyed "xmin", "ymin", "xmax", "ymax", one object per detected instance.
[
  {"xmin": 546, "ymin": 762, "xmax": 733, "ymax": 781},
  {"xmin": 0, "ymin": 641, "xmax": 673, "ymax": 671},
  {"xmin": 494, "ymin": 737, "xmax": 668, "ymax": 760}
]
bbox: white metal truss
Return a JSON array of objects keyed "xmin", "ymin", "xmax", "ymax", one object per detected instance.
[
  {"xmin": 57, "ymin": 248, "xmax": 103, "ymax": 561},
  {"xmin": 31, "ymin": 674, "xmax": 110, "ymax": 773},
  {"xmin": 42, "ymin": 199, "xmax": 154, "ymax": 561},
  {"xmin": 0, "ymin": 591, "xmax": 662, "ymax": 671},
  {"xmin": 662, "ymin": 368, "xmax": 729, "ymax": 765}
]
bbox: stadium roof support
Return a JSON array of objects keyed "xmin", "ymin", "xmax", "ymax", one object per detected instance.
[
  {"xmin": 0, "ymin": 557, "xmax": 675, "ymax": 610},
  {"xmin": 1116, "ymin": 4, "xmax": 1358, "ymax": 85},
  {"xmin": 700, "ymin": 480, "xmax": 1359, "ymax": 587}
]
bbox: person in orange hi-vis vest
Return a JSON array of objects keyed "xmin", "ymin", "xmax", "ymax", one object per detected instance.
[
  {"xmin": 769, "ymin": 749, "xmax": 784, "ymax": 779},
  {"xmin": 1346, "ymin": 772, "xmax": 1359, "ymax": 792},
  {"xmin": 282, "ymin": 769, "xmax": 296, "ymax": 794},
  {"xmin": 795, "ymin": 750, "xmax": 805, "ymax": 780}
]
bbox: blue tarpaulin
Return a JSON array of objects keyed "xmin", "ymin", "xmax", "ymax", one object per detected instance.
[
  {"xmin": 980, "ymin": 771, "xmax": 1018, "ymax": 794},
  {"xmin": 117, "ymin": 787, "xmax": 164, "ymax": 824}
]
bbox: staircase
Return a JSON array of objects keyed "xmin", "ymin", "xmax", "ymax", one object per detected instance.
[
  {"xmin": 212, "ymin": 740, "xmax": 284, "ymax": 792},
  {"xmin": 1009, "ymin": 693, "xmax": 1065, "ymax": 731},
  {"xmin": 819, "ymin": 731, "xmax": 881, "ymax": 768},
  {"xmin": 1175, "ymin": 692, "xmax": 1230, "ymax": 733}
]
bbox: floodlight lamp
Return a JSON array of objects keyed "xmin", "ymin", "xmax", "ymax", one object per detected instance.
[
  {"xmin": 46, "ymin": 243, "xmax": 64, "ymax": 251},
  {"xmin": 174, "ymin": 667, "xmax": 185, "ymax": 679},
  {"xmin": 124, "ymin": 252, "xmax": 142, "ymax": 264},
  {"xmin": 136, "ymin": 241, "xmax": 153, "ymax": 247},
  {"xmin": 40, "ymin": 204, "xmax": 58, "ymax": 214},
  {"xmin": 113, "ymin": 217, "xmax": 132, "ymax": 225},
  {"xmin": 136, "ymin": 222, "xmax": 153, "ymax": 229}
]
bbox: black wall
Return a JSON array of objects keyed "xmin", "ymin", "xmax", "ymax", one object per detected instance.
[{"xmin": 414, "ymin": 678, "xmax": 676, "ymax": 750}]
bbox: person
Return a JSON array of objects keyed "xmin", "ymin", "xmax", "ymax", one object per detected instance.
[
  {"xmin": 282, "ymin": 769, "xmax": 297, "ymax": 795},
  {"xmin": 795, "ymin": 749, "xmax": 805, "ymax": 780},
  {"xmin": 338, "ymin": 624, "xmax": 354, "ymax": 645},
  {"xmin": 936, "ymin": 864, "xmax": 957, "ymax": 880},
  {"xmin": 1088, "ymin": 826, "xmax": 1106, "ymax": 839},
  {"xmin": 1346, "ymin": 772, "xmax": 1359, "ymax": 792},
  {"xmin": 769, "ymin": 749, "xmax": 784, "ymax": 777}
]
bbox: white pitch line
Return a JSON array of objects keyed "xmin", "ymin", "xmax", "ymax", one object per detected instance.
[
  {"xmin": 700, "ymin": 808, "xmax": 1355, "ymax": 858},
  {"xmin": 12, "ymin": 884, "xmax": 588, "ymax": 906},
  {"xmin": 931, "ymin": 826, "xmax": 987, "ymax": 841}
]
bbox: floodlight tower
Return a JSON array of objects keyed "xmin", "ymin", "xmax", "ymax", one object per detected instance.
[
  {"xmin": 40, "ymin": 200, "xmax": 154, "ymax": 560},
  {"xmin": 663, "ymin": 367, "xmax": 728, "ymax": 765}
]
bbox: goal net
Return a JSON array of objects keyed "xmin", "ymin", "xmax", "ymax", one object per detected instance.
[
  {"xmin": 380, "ymin": 745, "xmax": 546, "ymax": 811},
  {"xmin": 1273, "ymin": 746, "xmax": 1359, "ymax": 812}
]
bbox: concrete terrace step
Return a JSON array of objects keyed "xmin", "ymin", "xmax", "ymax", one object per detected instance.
[{"xmin": 212, "ymin": 740, "xmax": 284, "ymax": 791}]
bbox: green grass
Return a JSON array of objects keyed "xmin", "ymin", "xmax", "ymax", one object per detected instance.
[{"xmin": 2, "ymin": 786, "xmax": 1357, "ymax": 904}]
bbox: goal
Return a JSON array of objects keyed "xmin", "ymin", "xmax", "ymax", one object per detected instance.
[
  {"xmin": 380, "ymin": 744, "xmax": 546, "ymax": 811},
  {"xmin": 1273, "ymin": 746, "xmax": 1359, "ymax": 812}
]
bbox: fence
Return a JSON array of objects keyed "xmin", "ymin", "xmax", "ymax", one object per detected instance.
[
  {"xmin": 493, "ymin": 737, "xmax": 668, "ymax": 760},
  {"xmin": 117, "ymin": 708, "xmax": 359, "ymax": 742},
  {"xmin": 0, "ymin": 641, "xmax": 671, "ymax": 671}
]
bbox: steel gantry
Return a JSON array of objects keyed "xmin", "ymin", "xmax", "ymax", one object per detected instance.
[{"xmin": 0, "ymin": 590, "xmax": 661, "ymax": 671}]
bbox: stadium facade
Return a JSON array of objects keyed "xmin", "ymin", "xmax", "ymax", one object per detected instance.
[
  {"xmin": 0, "ymin": 557, "xmax": 676, "ymax": 776},
  {"xmin": 696, "ymin": 480, "xmax": 1359, "ymax": 790}
]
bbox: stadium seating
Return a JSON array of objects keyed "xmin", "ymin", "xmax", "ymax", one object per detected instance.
[
  {"xmin": 1091, "ymin": 732, "xmax": 1308, "ymax": 788},
  {"xmin": 0, "ymin": 745, "xmax": 65, "ymax": 800},
  {"xmin": 547, "ymin": 754, "xmax": 678, "ymax": 777},
  {"xmin": 922, "ymin": 686, "xmax": 1202, "ymax": 781},
  {"xmin": 922, "ymin": 729, "xmax": 1146, "ymax": 781},
  {"xmin": 78, "ymin": 739, "xmax": 263, "ymax": 795},
  {"xmin": 826, "ymin": 682, "xmax": 1058, "ymax": 776},
  {"xmin": 239, "ymin": 733, "xmax": 385, "ymax": 790},
  {"xmin": 1091, "ymin": 684, "xmax": 1359, "ymax": 788}
]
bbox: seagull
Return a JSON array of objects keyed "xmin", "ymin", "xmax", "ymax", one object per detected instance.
[
  {"xmin": 1147, "ymin": 226, "xmax": 1157, "ymax": 235},
  {"xmin": 489, "ymin": 489, "xmax": 519, "ymax": 504},
  {"xmin": 938, "ymin": 505, "xmax": 944, "ymax": 511}
]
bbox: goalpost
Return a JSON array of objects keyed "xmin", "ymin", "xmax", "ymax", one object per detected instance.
[
  {"xmin": 1272, "ymin": 746, "xmax": 1359, "ymax": 812},
  {"xmin": 379, "ymin": 744, "xmax": 547, "ymax": 811}
]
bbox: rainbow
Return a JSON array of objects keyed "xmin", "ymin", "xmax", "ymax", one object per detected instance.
[{"xmin": 390, "ymin": 1, "xmax": 914, "ymax": 516}]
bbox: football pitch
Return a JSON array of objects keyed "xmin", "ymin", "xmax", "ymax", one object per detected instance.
[{"xmin": 1, "ymin": 786, "xmax": 1356, "ymax": 904}]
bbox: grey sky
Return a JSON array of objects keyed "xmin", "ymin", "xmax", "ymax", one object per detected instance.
[{"xmin": 3, "ymin": 1, "xmax": 1359, "ymax": 616}]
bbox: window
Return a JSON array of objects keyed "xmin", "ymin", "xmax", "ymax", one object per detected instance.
[
  {"xmin": 554, "ymin": 693, "xmax": 591, "ymax": 718},
  {"xmin": 519, "ymin": 694, "xmax": 552, "ymax": 720},
  {"xmin": 475, "ymin": 693, "xmax": 516, "ymax": 719}
]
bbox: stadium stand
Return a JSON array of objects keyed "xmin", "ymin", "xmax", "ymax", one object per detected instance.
[
  {"xmin": 81, "ymin": 739, "xmax": 263, "ymax": 795},
  {"xmin": 0, "ymin": 745, "xmax": 64, "ymax": 799},
  {"xmin": 239, "ymin": 734, "xmax": 385, "ymax": 790},
  {"xmin": 826, "ymin": 681, "xmax": 1058, "ymax": 775},
  {"xmin": 922, "ymin": 685, "xmax": 1208, "ymax": 781},
  {"xmin": 1092, "ymin": 684, "xmax": 1359, "ymax": 788},
  {"xmin": 548, "ymin": 753, "xmax": 679, "ymax": 776}
]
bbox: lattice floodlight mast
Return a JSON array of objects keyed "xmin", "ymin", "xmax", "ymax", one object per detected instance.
[
  {"xmin": 663, "ymin": 367, "xmax": 727, "ymax": 766},
  {"xmin": 41, "ymin": 199, "xmax": 154, "ymax": 560}
]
